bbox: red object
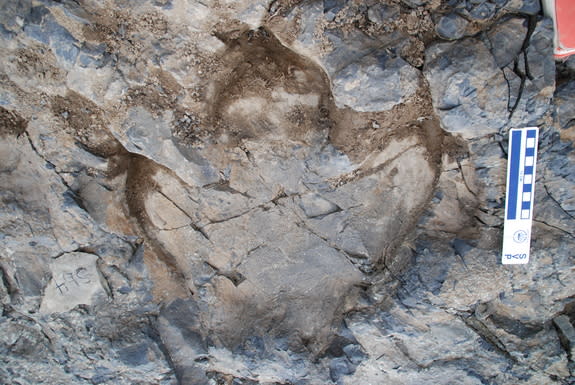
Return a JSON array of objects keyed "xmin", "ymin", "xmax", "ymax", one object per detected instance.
[
  {"xmin": 543, "ymin": 0, "xmax": 575, "ymax": 59},
  {"xmin": 555, "ymin": 0, "xmax": 575, "ymax": 58}
]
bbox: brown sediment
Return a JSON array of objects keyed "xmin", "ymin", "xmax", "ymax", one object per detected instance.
[
  {"xmin": 51, "ymin": 91, "xmax": 123, "ymax": 158},
  {"xmin": 123, "ymin": 154, "xmax": 191, "ymax": 302},
  {"xmin": 205, "ymin": 26, "xmax": 333, "ymax": 146},
  {"xmin": 0, "ymin": 106, "xmax": 27, "ymax": 138}
]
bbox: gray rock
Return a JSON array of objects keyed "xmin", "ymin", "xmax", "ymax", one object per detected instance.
[
  {"xmin": 40, "ymin": 252, "xmax": 109, "ymax": 313},
  {"xmin": 424, "ymin": 38, "xmax": 509, "ymax": 138},
  {"xmin": 452, "ymin": 238, "xmax": 474, "ymax": 257},
  {"xmin": 91, "ymin": 366, "xmax": 115, "ymax": 384},
  {"xmin": 468, "ymin": 2, "xmax": 497, "ymax": 20},
  {"xmin": 280, "ymin": 4, "xmax": 418, "ymax": 113},
  {"xmin": 401, "ymin": 0, "xmax": 428, "ymax": 7},
  {"xmin": 342, "ymin": 343, "xmax": 367, "ymax": 365},
  {"xmin": 524, "ymin": 18, "xmax": 555, "ymax": 90},
  {"xmin": 507, "ymin": 18, "xmax": 555, "ymax": 127},
  {"xmin": 298, "ymin": 193, "xmax": 341, "ymax": 218},
  {"xmin": 118, "ymin": 342, "xmax": 151, "ymax": 366},
  {"xmin": 367, "ymin": 3, "xmax": 400, "ymax": 25},
  {"xmin": 22, "ymin": 6, "xmax": 79, "ymax": 67},
  {"xmin": 504, "ymin": 0, "xmax": 541, "ymax": 15},
  {"xmin": 554, "ymin": 315, "xmax": 575, "ymax": 359},
  {"xmin": 487, "ymin": 17, "xmax": 527, "ymax": 68},
  {"xmin": 331, "ymin": 52, "xmax": 420, "ymax": 112},
  {"xmin": 1, "ymin": 0, "xmax": 574, "ymax": 384},
  {"xmin": 559, "ymin": 54, "xmax": 575, "ymax": 74},
  {"xmin": 329, "ymin": 356, "xmax": 353, "ymax": 382},
  {"xmin": 324, "ymin": 0, "xmax": 347, "ymax": 21},
  {"xmin": 46, "ymin": 19, "xmax": 79, "ymax": 65},
  {"xmin": 0, "ymin": 1, "xmax": 32, "ymax": 32},
  {"xmin": 436, "ymin": 13, "xmax": 469, "ymax": 40},
  {"xmin": 555, "ymin": 80, "xmax": 575, "ymax": 130},
  {"xmin": 121, "ymin": 107, "xmax": 220, "ymax": 187},
  {"xmin": 78, "ymin": 43, "xmax": 113, "ymax": 69},
  {"xmin": 158, "ymin": 298, "xmax": 208, "ymax": 384},
  {"xmin": 22, "ymin": 7, "xmax": 51, "ymax": 44}
]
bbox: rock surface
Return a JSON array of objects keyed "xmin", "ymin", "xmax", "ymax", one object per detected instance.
[
  {"xmin": 436, "ymin": 12, "xmax": 469, "ymax": 40},
  {"xmin": 40, "ymin": 252, "xmax": 109, "ymax": 313},
  {"xmin": 1, "ymin": 0, "xmax": 574, "ymax": 384}
]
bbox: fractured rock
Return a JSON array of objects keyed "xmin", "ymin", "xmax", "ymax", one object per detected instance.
[
  {"xmin": 487, "ymin": 17, "xmax": 527, "ymax": 68},
  {"xmin": 424, "ymin": 38, "xmax": 509, "ymax": 138},
  {"xmin": 1, "ymin": 1, "xmax": 573, "ymax": 384}
]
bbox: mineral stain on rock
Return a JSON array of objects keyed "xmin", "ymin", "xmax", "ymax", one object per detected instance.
[{"xmin": 1, "ymin": 0, "xmax": 575, "ymax": 384}]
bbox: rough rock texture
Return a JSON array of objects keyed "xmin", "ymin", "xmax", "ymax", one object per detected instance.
[
  {"xmin": 1, "ymin": 0, "xmax": 574, "ymax": 384},
  {"xmin": 435, "ymin": 12, "xmax": 469, "ymax": 41}
]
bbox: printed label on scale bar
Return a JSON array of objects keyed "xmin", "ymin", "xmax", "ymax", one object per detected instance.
[{"xmin": 502, "ymin": 127, "xmax": 539, "ymax": 264}]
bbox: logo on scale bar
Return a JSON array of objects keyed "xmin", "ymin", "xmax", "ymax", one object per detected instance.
[
  {"xmin": 505, "ymin": 253, "xmax": 527, "ymax": 260},
  {"xmin": 513, "ymin": 230, "xmax": 528, "ymax": 243}
]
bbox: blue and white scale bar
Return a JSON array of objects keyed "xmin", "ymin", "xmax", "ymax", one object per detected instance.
[{"xmin": 502, "ymin": 127, "xmax": 539, "ymax": 264}]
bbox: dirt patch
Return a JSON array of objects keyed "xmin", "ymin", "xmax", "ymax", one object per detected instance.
[
  {"xmin": 442, "ymin": 132, "xmax": 470, "ymax": 162},
  {"xmin": 124, "ymin": 154, "xmax": 191, "ymax": 302},
  {"xmin": 0, "ymin": 107, "xmax": 27, "ymax": 138},
  {"xmin": 171, "ymin": 109, "xmax": 203, "ymax": 146},
  {"xmin": 314, "ymin": 0, "xmax": 436, "ymax": 67},
  {"xmin": 106, "ymin": 151, "xmax": 190, "ymax": 303},
  {"xmin": 12, "ymin": 47, "xmax": 64, "ymax": 82},
  {"xmin": 124, "ymin": 68, "xmax": 182, "ymax": 116},
  {"xmin": 82, "ymin": 8, "xmax": 169, "ymax": 59},
  {"xmin": 400, "ymin": 37, "xmax": 425, "ymax": 67},
  {"xmin": 81, "ymin": 8, "xmax": 125, "ymax": 48},
  {"xmin": 171, "ymin": 24, "xmax": 444, "ymax": 166},
  {"xmin": 201, "ymin": 26, "xmax": 333, "ymax": 145},
  {"xmin": 268, "ymin": 0, "xmax": 306, "ymax": 17},
  {"xmin": 124, "ymin": 155, "xmax": 161, "ymax": 227},
  {"xmin": 81, "ymin": 8, "xmax": 169, "ymax": 42},
  {"xmin": 51, "ymin": 91, "xmax": 123, "ymax": 158},
  {"xmin": 133, "ymin": 11, "xmax": 169, "ymax": 35},
  {"xmin": 263, "ymin": 3, "xmax": 445, "ymax": 162},
  {"xmin": 124, "ymin": 85, "xmax": 175, "ymax": 116},
  {"xmin": 328, "ymin": 80, "xmax": 439, "ymax": 163}
]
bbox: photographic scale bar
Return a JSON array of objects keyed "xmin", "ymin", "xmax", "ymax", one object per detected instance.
[{"xmin": 502, "ymin": 127, "xmax": 539, "ymax": 264}]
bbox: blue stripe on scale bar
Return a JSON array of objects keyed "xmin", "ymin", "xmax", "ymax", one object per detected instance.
[{"xmin": 507, "ymin": 130, "xmax": 522, "ymax": 220}]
